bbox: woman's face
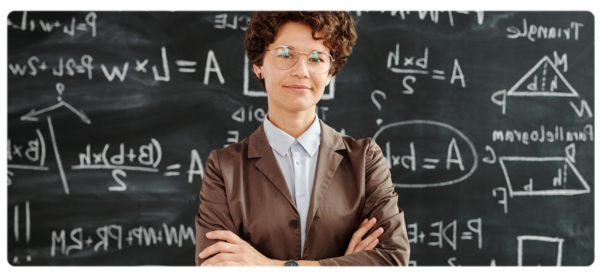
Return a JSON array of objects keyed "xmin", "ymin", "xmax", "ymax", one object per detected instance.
[{"xmin": 254, "ymin": 21, "xmax": 333, "ymax": 114}]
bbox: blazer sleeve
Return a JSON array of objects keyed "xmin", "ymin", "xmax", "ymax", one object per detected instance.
[
  {"xmin": 318, "ymin": 138, "xmax": 411, "ymax": 266},
  {"xmin": 195, "ymin": 149, "xmax": 238, "ymax": 266}
]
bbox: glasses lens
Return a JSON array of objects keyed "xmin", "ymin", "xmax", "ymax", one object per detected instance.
[
  {"xmin": 272, "ymin": 46, "xmax": 297, "ymax": 69},
  {"xmin": 307, "ymin": 51, "xmax": 332, "ymax": 74}
]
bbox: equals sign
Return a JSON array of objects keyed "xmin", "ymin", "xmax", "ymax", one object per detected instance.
[
  {"xmin": 422, "ymin": 158, "xmax": 439, "ymax": 169},
  {"xmin": 176, "ymin": 60, "xmax": 197, "ymax": 73},
  {"xmin": 76, "ymin": 23, "xmax": 87, "ymax": 31},
  {"xmin": 164, "ymin": 164, "xmax": 181, "ymax": 176},
  {"xmin": 461, "ymin": 232, "xmax": 472, "ymax": 240},
  {"xmin": 75, "ymin": 65, "xmax": 86, "ymax": 73},
  {"xmin": 432, "ymin": 69, "xmax": 445, "ymax": 80}
]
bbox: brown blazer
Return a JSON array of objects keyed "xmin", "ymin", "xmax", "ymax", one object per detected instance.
[{"xmin": 195, "ymin": 120, "xmax": 410, "ymax": 266}]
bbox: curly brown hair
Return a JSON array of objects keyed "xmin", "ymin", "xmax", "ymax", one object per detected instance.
[{"xmin": 244, "ymin": 12, "xmax": 358, "ymax": 92}]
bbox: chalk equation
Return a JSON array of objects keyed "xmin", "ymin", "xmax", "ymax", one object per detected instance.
[
  {"xmin": 8, "ymin": 11, "xmax": 97, "ymax": 37},
  {"xmin": 373, "ymin": 120, "xmax": 478, "ymax": 188},
  {"xmin": 71, "ymin": 141, "xmax": 205, "ymax": 191},
  {"xmin": 9, "ymin": 47, "xmax": 226, "ymax": 86},
  {"xmin": 386, "ymin": 44, "xmax": 466, "ymax": 94},
  {"xmin": 407, "ymin": 217, "xmax": 482, "ymax": 251},
  {"xmin": 50, "ymin": 223, "xmax": 195, "ymax": 258}
]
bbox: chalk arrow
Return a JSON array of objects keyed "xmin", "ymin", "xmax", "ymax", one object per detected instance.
[
  {"xmin": 20, "ymin": 109, "xmax": 40, "ymax": 122},
  {"xmin": 79, "ymin": 110, "xmax": 91, "ymax": 124},
  {"xmin": 20, "ymin": 101, "xmax": 91, "ymax": 124},
  {"xmin": 62, "ymin": 101, "xmax": 92, "ymax": 124}
]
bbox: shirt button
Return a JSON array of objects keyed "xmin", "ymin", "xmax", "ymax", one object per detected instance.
[
  {"xmin": 289, "ymin": 219, "xmax": 300, "ymax": 229},
  {"xmin": 295, "ymin": 161, "xmax": 301, "ymax": 165}
]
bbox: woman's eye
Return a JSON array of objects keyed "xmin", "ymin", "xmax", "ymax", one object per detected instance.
[
  {"xmin": 277, "ymin": 47, "xmax": 293, "ymax": 59},
  {"xmin": 308, "ymin": 53, "xmax": 322, "ymax": 63}
]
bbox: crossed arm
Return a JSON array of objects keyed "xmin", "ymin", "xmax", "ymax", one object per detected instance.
[
  {"xmin": 198, "ymin": 217, "xmax": 384, "ymax": 266},
  {"xmin": 196, "ymin": 140, "xmax": 410, "ymax": 266}
]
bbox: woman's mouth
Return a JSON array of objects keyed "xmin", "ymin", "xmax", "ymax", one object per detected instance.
[{"xmin": 284, "ymin": 85, "xmax": 311, "ymax": 93}]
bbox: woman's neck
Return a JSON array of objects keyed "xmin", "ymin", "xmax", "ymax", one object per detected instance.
[{"xmin": 267, "ymin": 107, "xmax": 316, "ymax": 139}]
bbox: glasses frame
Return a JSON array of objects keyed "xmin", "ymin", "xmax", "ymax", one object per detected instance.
[{"xmin": 266, "ymin": 45, "xmax": 335, "ymax": 75}]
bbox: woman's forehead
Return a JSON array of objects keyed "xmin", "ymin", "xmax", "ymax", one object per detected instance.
[{"xmin": 271, "ymin": 22, "xmax": 329, "ymax": 52}]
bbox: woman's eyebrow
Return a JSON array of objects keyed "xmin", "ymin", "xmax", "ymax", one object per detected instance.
[{"xmin": 285, "ymin": 45, "xmax": 328, "ymax": 52}]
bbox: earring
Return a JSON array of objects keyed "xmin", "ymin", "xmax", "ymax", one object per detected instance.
[{"xmin": 258, "ymin": 73, "xmax": 263, "ymax": 79}]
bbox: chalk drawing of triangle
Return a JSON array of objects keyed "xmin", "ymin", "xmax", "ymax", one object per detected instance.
[{"xmin": 507, "ymin": 56, "xmax": 579, "ymax": 97}]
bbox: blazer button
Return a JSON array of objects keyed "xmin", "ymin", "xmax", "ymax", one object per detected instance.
[{"xmin": 289, "ymin": 219, "xmax": 300, "ymax": 229}]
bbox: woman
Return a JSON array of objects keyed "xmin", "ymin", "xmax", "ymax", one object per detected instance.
[{"xmin": 195, "ymin": 12, "xmax": 410, "ymax": 266}]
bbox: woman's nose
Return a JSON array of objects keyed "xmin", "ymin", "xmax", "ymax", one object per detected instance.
[{"xmin": 290, "ymin": 55, "xmax": 310, "ymax": 78}]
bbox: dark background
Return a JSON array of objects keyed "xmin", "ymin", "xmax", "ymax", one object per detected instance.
[{"xmin": 7, "ymin": 11, "xmax": 594, "ymax": 266}]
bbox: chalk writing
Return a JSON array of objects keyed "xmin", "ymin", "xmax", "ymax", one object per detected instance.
[
  {"xmin": 8, "ymin": 11, "xmax": 97, "ymax": 37},
  {"xmin": 387, "ymin": 44, "xmax": 466, "ymax": 93},
  {"xmin": 492, "ymin": 124, "xmax": 593, "ymax": 144},
  {"xmin": 355, "ymin": 11, "xmax": 484, "ymax": 27},
  {"xmin": 374, "ymin": 120, "xmax": 478, "ymax": 188},
  {"xmin": 214, "ymin": 13, "xmax": 250, "ymax": 31},
  {"xmin": 506, "ymin": 19, "xmax": 584, "ymax": 41},
  {"xmin": 407, "ymin": 217, "xmax": 482, "ymax": 251},
  {"xmin": 50, "ymin": 223, "xmax": 195, "ymax": 257}
]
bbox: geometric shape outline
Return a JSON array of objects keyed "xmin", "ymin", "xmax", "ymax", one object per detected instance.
[
  {"xmin": 507, "ymin": 56, "xmax": 579, "ymax": 97},
  {"xmin": 498, "ymin": 156, "xmax": 591, "ymax": 197},
  {"xmin": 517, "ymin": 235, "xmax": 564, "ymax": 266}
]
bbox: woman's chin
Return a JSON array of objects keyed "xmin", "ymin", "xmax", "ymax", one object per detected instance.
[{"xmin": 285, "ymin": 103, "xmax": 315, "ymax": 113}]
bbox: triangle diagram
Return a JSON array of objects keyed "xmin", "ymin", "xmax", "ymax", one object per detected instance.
[{"xmin": 507, "ymin": 56, "xmax": 578, "ymax": 97}]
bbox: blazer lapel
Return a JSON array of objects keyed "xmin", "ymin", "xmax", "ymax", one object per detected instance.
[
  {"xmin": 248, "ymin": 124, "xmax": 298, "ymax": 213},
  {"xmin": 304, "ymin": 120, "xmax": 345, "ymax": 245}
]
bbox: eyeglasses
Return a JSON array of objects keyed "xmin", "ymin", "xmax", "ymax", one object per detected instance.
[{"xmin": 266, "ymin": 46, "xmax": 334, "ymax": 75}]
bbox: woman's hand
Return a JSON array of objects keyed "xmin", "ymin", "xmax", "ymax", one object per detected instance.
[
  {"xmin": 344, "ymin": 217, "xmax": 384, "ymax": 256},
  {"xmin": 199, "ymin": 230, "xmax": 280, "ymax": 266}
]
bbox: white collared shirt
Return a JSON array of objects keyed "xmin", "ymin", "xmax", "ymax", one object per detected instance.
[{"xmin": 263, "ymin": 113, "xmax": 321, "ymax": 259}]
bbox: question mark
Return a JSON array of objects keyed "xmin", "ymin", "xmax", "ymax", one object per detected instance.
[
  {"xmin": 371, "ymin": 90, "xmax": 387, "ymax": 126},
  {"xmin": 56, "ymin": 83, "xmax": 65, "ymax": 102}
]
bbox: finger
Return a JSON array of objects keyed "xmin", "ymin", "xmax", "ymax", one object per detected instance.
[
  {"xmin": 201, "ymin": 253, "xmax": 238, "ymax": 266},
  {"xmin": 199, "ymin": 241, "xmax": 239, "ymax": 259},
  {"xmin": 204, "ymin": 261, "xmax": 239, "ymax": 269},
  {"xmin": 365, "ymin": 239, "xmax": 379, "ymax": 250},
  {"xmin": 345, "ymin": 218, "xmax": 377, "ymax": 255},
  {"xmin": 355, "ymin": 227, "xmax": 384, "ymax": 252},
  {"xmin": 206, "ymin": 230, "xmax": 243, "ymax": 244}
]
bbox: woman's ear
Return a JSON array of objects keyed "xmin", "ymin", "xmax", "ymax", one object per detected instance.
[
  {"xmin": 325, "ymin": 73, "xmax": 333, "ymax": 86},
  {"xmin": 253, "ymin": 64, "xmax": 262, "ymax": 79}
]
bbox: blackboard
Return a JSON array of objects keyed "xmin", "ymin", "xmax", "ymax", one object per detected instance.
[{"xmin": 7, "ymin": 11, "xmax": 594, "ymax": 266}]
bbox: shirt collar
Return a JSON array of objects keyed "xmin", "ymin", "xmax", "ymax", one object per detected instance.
[{"xmin": 263, "ymin": 113, "xmax": 321, "ymax": 157}]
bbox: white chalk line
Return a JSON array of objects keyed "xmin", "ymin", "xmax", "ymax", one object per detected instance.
[
  {"xmin": 36, "ymin": 128, "xmax": 46, "ymax": 166},
  {"xmin": 389, "ymin": 67, "xmax": 429, "ymax": 74},
  {"xmin": 7, "ymin": 164, "xmax": 49, "ymax": 171},
  {"xmin": 517, "ymin": 235, "xmax": 564, "ymax": 266},
  {"xmin": 48, "ymin": 116, "xmax": 69, "ymax": 195},
  {"xmin": 166, "ymin": 164, "xmax": 181, "ymax": 170},
  {"xmin": 71, "ymin": 164, "xmax": 158, "ymax": 172}
]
